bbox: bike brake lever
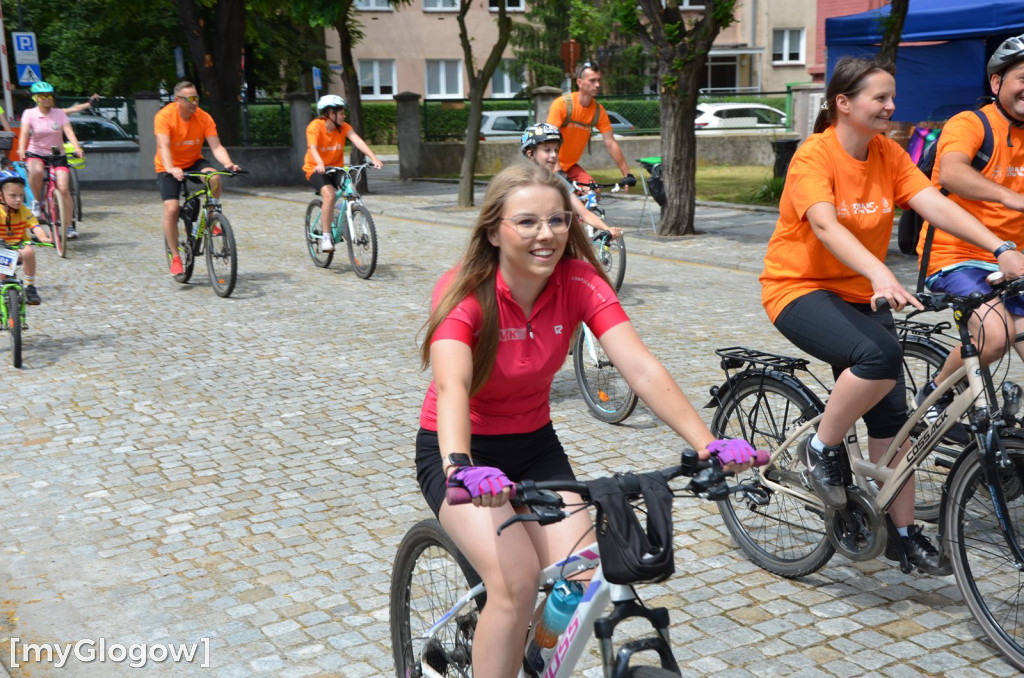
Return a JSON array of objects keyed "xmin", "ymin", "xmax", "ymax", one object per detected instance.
[{"xmin": 496, "ymin": 507, "xmax": 568, "ymax": 535}]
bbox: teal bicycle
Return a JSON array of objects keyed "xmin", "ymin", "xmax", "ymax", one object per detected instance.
[{"xmin": 303, "ymin": 164, "xmax": 378, "ymax": 279}]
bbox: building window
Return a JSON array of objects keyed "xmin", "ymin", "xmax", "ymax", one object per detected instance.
[
  {"xmin": 423, "ymin": 0, "xmax": 457, "ymax": 10},
  {"xmin": 772, "ymin": 28, "xmax": 804, "ymax": 64},
  {"xmin": 491, "ymin": 60, "xmax": 525, "ymax": 98},
  {"xmin": 354, "ymin": 0, "xmax": 391, "ymax": 9},
  {"xmin": 359, "ymin": 60, "xmax": 396, "ymax": 99},
  {"xmin": 677, "ymin": 0, "xmax": 705, "ymax": 7},
  {"xmin": 488, "ymin": 0, "xmax": 524, "ymax": 11},
  {"xmin": 426, "ymin": 60, "xmax": 462, "ymax": 98}
]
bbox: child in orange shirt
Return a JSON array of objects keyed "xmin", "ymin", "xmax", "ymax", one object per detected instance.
[{"xmin": 0, "ymin": 170, "xmax": 51, "ymax": 305}]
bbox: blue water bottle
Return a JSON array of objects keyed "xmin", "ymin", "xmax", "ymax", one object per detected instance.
[{"xmin": 524, "ymin": 579, "xmax": 583, "ymax": 672}]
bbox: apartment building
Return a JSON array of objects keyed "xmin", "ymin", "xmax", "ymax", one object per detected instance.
[{"xmin": 325, "ymin": 0, "xmax": 837, "ymax": 100}]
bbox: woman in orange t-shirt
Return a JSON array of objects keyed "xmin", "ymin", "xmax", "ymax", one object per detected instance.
[{"xmin": 760, "ymin": 57, "xmax": 1024, "ymax": 575}]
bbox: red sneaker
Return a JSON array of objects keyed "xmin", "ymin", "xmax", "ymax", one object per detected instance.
[{"xmin": 170, "ymin": 255, "xmax": 183, "ymax": 276}]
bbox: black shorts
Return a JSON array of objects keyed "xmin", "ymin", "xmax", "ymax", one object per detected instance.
[
  {"xmin": 156, "ymin": 158, "xmax": 216, "ymax": 201},
  {"xmin": 308, "ymin": 172, "xmax": 341, "ymax": 194},
  {"xmin": 415, "ymin": 422, "xmax": 576, "ymax": 516}
]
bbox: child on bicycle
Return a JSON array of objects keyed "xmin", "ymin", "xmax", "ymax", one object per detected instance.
[
  {"xmin": 760, "ymin": 57, "xmax": 1024, "ymax": 575},
  {"xmin": 302, "ymin": 95, "xmax": 383, "ymax": 253},
  {"xmin": 17, "ymin": 81, "xmax": 83, "ymax": 240},
  {"xmin": 416, "ymin": 162, "xmax": 758, "ymax": 677},
  {"xmin": 520, "ymin": 122, "xmax": 622, "ymax": 240},
  {"xmin": 0, "ymin": 171, "xmax": 51, "ymax": 305}
]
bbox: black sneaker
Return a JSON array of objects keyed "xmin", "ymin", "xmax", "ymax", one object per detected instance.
[
  {"xmin": 894, "ymin": 525, "xmax": 952, "ymax": 576},
  {"xmin": 24, "ymin": 285, "xmax": 40, "ymax": 305},
  {"xmin": 798, "ymin": 435, "xmax": 847, "ymax": 508},
  {"xmin": 915, "ymin": 385, "xmax": 970, "ymax": 445}
]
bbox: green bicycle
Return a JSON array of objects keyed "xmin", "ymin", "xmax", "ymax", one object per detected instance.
[
  {"xmin": 165, "ymin": 170, "xmax": 246, "ymax": 298},
  {"xmin": 303, "ymin": 164, "xmax": 378, "ymax": 279},
  {"xmin": 0, "ymin": 245, "xmax": 27, "ymax": 368}
]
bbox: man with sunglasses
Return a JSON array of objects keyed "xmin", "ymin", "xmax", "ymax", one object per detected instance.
[
  {"xmin": 154, "ymin": 81, "xmax": 241, "ymax": 276},
  {"xmin": 545, "ymin": 61, "xmax": 634, "ymax": 195}
]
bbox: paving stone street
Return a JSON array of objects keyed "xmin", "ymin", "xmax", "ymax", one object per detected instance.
[{"xmin": 1, "ymin": 173, "xmax": 1020, "ymax": 677}]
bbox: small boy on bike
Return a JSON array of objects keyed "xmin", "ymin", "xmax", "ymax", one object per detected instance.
[
  {"xmin": 302, "ymin": 95, "xmax": 383, "ymax": 253},
  {"xmin": 0, "ymin": 170, "xmax": 51, "ymax": 305},
  {"xmin": 520, "ymin": 122, "xmax": 621, "ymax": 239}
]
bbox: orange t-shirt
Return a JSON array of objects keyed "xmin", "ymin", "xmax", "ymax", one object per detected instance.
[
  {"xmin": 153, "ymin": 103, "xmax": 218, "ymax": 174},
  {"xmin": 918, "ymin": 104, "xmax": 1024, "ymax": 276},
  {"xmin": 545, "ymin": 93, "xmax": 612, "ymax": 171},
  {"xmin": 760, "ymin": 127, "xmax": 932, "ymax": 322},
  {"xmin": 0, "ymin": 203, "xmax": 38, "ymax": 246},
  {"xmin": 302, "ymin": 118, "xmax": 352, "ymax": 179}
]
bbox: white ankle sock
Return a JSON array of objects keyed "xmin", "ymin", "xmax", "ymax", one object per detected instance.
[{"xmin": 897, "ymin": 526, "xmax": 909, "ymax": 537}]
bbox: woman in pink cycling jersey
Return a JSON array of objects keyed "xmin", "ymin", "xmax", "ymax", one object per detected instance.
[
  {"xmin": 17, "ymin": 81, "xmax": 83, "ymax": 239},
  {"xmin": 416, "ymin": 162, "xmax": 756, "ymax": 677}
]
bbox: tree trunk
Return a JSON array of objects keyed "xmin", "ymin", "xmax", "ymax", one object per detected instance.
[
  {"xmin": 337, "ymin": 15, "xmax": 369, "ymax": 193},
  {"xmin": 459, "ymin": 96, "xmax": 485, "ymax": 206},
  {"xmin": 877, "ymin": 0, "xmax": 909, "ymax": 67},
  {"xmin": 658, "ymin": 94, "xmax": 697, "ymax": 235}
]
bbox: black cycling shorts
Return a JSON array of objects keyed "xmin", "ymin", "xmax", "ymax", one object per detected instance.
[
  {"xmin": 415, "ymin": 422, "xmax": 576, "ymax": 517},
  {"xmin": 308, "ymin": 171, "xmax": 342, "ymax": 194},
  {"xmin": 774, "ymin": 289, "xmax": 907, "ymax": 438},
  {"xmin": 156, "ymin": 158, "xmax": 216, "ymax": 201}
]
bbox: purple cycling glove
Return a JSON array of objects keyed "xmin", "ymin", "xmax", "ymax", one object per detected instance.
[
  {"xmin": 707, "ymin": 438, "xmax": 758, "ymax": 465},
  {"xmin": 447, "ymin": 466, "xmax": 513, "ymax": 500}
]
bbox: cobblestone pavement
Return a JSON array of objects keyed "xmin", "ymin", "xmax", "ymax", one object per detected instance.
[{"xmin": 1, "ymin": 176, "xmax": 1020, "ymax": 677}]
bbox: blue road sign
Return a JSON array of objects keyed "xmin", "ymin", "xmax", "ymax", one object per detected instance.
[
  {"xmin": 12, "ymin": 32, "xmax": 38, "ymax": 64},
  {"xmin": 17, "ymin": 64, "xmax": 42, "ymax": 86},
  {"xmin": 312, "ymin": 66, "xmax": 322, "ymax": 92}
]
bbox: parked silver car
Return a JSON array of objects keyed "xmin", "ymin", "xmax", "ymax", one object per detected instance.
[{"xmin": 69, "ymin": 113, "xmax": 138, "ymax": 150}]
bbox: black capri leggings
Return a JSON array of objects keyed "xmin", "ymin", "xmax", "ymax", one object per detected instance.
[{"xmin": 773, "ymin": 289, "xmax": 907, "ymax": 439}]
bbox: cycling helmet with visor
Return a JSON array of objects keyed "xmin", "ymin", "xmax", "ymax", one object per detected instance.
[
  {"xmin": 317, "ymin": 95, "xmax": 347, "ymax": 114},
  {"xmin": 520, "ymin": 122, "xmax": 562, "ymax": 156},
  {"xmin": 988, "ymin": 34, "xmax": 1024, "ymax": 77},
  {"xmin": 30, "ymin": 81, "xmax": 54, "ymax": 95}
]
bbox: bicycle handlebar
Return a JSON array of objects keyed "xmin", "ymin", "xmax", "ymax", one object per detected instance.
[{"xmin": 901, "ymin": 273, "xmax": 1024, "ymax": 320}]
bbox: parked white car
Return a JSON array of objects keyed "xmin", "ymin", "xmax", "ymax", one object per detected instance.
[
  {"xmin": 694, "ymin": 103, "xmax": 787, "ymax": 131},
  {"xmin": 477, "ymin": 109, "xmax": 638, "ymax": 141}
]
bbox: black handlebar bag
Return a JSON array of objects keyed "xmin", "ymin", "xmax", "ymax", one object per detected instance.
[{"xmin": 590, "ymin": 472, "xmax": 675, "ymax": 585}]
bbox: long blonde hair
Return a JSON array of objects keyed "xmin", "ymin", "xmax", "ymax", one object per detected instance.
[{"xmin": 420, "ymin": 162, "xmax": 612, "ymax": 395}]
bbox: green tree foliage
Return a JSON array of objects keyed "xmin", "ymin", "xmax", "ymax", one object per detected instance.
[{"xmin": 509, "ymin": 0, "xmax": 576, "ymax": 89}]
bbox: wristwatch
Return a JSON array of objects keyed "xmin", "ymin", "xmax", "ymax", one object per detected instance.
[
  {"xmin": 444, "ymin": 453, "xmax": 472, "ymax": 477},
  {"xmin": 994, "ymin": 240, "xmax": 1017, "ymax": 258}
]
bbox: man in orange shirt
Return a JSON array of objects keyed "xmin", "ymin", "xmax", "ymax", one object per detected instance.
[
  {"xmin": 545, "ymin": 62, "xmax": 633, "ymax": 192},
  {"xmin": 155, "ymin": 81, "xmax": 241, "ymax": 276}
]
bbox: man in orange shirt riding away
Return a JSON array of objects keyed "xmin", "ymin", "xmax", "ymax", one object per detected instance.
[
  {"xmin": 545, "ymin": 61, "xmax": 635, "ymax": 197},
  {"xmin": 154, "ymin": 81, "xmax": 241, "ymax": 276}
]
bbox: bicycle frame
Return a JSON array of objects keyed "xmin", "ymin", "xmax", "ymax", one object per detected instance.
[
  {"xmin": 416, "ymin": 543, "xmax": 676, "ymax": 678},
  {"xmin": 324, "ymin": 165, "xmax": 368, "ymax": 243}
]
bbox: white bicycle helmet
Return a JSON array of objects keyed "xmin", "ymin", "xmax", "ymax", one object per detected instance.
[
  {"xmin": 988, "ymin": 34, "xmax": 1024, "ymax": 77},
  {"xmin": 317, "ymin": 95, "xmax": 347, "ymax": 114}
]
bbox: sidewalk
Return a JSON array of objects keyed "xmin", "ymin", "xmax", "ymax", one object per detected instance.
[{"xmin": 235, "ymin": 156, "xmax": 922, "ymax": 282}]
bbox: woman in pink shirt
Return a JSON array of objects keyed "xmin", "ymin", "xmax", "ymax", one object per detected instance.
[{"xmin": 17, "ymin": 81, "xmax": 83, "ymax": 239}]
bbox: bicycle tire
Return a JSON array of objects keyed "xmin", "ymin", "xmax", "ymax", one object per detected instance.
[
  {"xmin": 47, "ymin": 190, "xmax": 66, "ymax": 258},
  {"xmin": 70, "ymin": 166, "xmax": 83, "ymax": 222},
  {"xmin": 304, "ymin": 198, "xmax": 334, "ymax": 268},
  {"xmin": 712, "ymin": 373, "xmax": 835, "ymax": 578},
  {"xmin": 346, "ymin": 203, "xmax": 378, "ymax": 279},
  {"xmin": 944, "ymin": 437, "xmax": 1024, "ymax": 671},
  {"xmin": 901, "ymin": 337, "xmax": 963, "ymax": 522},
  {"xmin": 625, "ymin": 667, "xmax": 680, "ymax": 678},
  {"xmin": 593, "ymin": 236, "xmax": 626, "ymax": 292},
  {"xmin": 205, "ymin": 212, "xmax": 237, "ymax": 298},
  {"xmin": 5, "ymin": 287, "xmax": 22, "ymax": 368},
  {"xmin": 390, "ymin": 518, "xmax": 483, "ymax": 678},
  {"xmin": 165, "ymin": 215, "xmax": 195, "ymax": 284},
  {"xmin": 573, "ymin": 322, "xmax": 638, "ymax": 424}
]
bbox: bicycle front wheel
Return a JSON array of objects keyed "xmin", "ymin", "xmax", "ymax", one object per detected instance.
[
  {"xmin": 945, "ymin": 438, "xmax": 1024, "ymax": 671},
  {"xmin": 391, "ymin": 519, "xmax": 483, "ymax": 678},
  {"xmin": 5, "ymin": 287, "xmax": 22, "ymax": 368},
  {"xmin": 712, "ymin": 373, "xmax": 834, "ymax": 578},
  {"xmin": 573, "ymin": 322, "xmax": 637, "ymax": 424},
  {"xmin": 304, "ymin": 198, "xmax": 334, "ymax": 268},
  {"xmin": 49, "ymin": 191, "xmax": 66, "ymax": 258},
  {"xmin": 205, "ymin": 212, "xmax": 237, "ymax": 298},
  {"xmin": 593, "ymin": 236, "xmax": 626, "ymax": 292},
  {"xmin": 346, "ymin": 204, "xmax": 378, "ymax": 279},
  {"xmin": 902, "ymin": 337, "xmax": 963, "ymax": 522}
]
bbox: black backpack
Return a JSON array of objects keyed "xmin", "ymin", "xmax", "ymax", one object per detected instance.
[
  {"xmin": 647, "ymin": 163, "xmax": 667, "ymax": 208},
  {"xmin": 897, "ymin": 109, "xmax": 993, "ymax": 260}
]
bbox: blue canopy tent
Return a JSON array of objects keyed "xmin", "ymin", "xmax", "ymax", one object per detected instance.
[{"xmin": 825, "ymin": 0, "xmax": 1024, "ymax": 122}]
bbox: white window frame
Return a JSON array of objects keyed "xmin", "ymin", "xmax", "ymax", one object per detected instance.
[
  {"xmin": 358, "ymin": 60, "xmax": 396, "ymax": 100},
  {"xmin": 488, "ymin": 0, "xmax": 525, "ymax": 12},
  {"xmin": 426, "ymin": 59, "xmax": 463, "ymax": 99},
  {"xmin": 490, "ymin": 60, "xmax": 525, "ymax": 98},
  {"xmin": 354, "ymin": 0, "xmax": 392, "ymax": 10},
  {"xmin": 423, "ymin": 0, "xmax": 458, "ymax": 11},
  {"xmin": 772, "ymin": 28, "xmax": 805, "ymax": 65}
]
